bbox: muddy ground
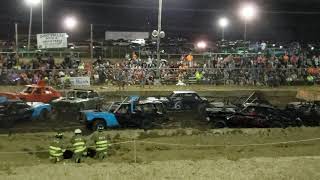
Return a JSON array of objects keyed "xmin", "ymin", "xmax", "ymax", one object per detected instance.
[{"xmin": 0, "ymin": 127, "xmax": 320, "ymax": 180}]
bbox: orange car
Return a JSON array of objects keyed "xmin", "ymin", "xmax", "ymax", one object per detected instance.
[{"xmin": 1, "ymin": 81, "xmax": 62, "ymax": 103}]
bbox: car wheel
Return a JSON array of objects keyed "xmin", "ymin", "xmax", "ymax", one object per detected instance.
[
  {"xmin": 270, "ymin": 121, "xmax": 283, "ymax": 128},
  {"xmin": 0, "ymin": 118, "xmax": 14, "ymax": 128},
  {"xmin": 39, "ymin": 109, "xmax": 49, "ymax": 121},
  {"xmin": 295, "ymin": 118, "xmax": 303, "ymax": 127},
  {"xmin": 140, "ymin": 119, "xmax": 152, "ymax": 130},
  {"xmin": 92, "ymin": 119, "xmax": 106, "ymax": 131},
  {"xmin": 213, "ymin": 121, "xmax": 227, "ymax": 129}
]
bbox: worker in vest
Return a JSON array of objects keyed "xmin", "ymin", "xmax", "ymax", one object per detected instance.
[
  {"xmin": 49, "ymin": 132, "xmax": 65, "ymax": 163},
  {"xmin": 195, "ymin": 71, "xmax": 203, "ymax": 82},
  {"xmin": 71, "ymin": 129, "xmax": 87, "ymax": 163},
  {"xmin": 91, "ymin": 125, "xmax": 110, "ymax": 160},
  {"xmin": 307, "ymin": 75, "xmax": 315, "ymax": 85}
]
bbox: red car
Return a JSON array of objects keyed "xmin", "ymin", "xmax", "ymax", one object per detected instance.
[{"xmin": 0, "ymin": 81, "xmax": 61, "ymax": 103}]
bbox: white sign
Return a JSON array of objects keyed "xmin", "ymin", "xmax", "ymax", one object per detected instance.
[
  {"xmin": 105, "ymin": 31, "xmax": 149, "ymax": 40},
  {"xmin": 69, "ymin": 77, "xmax": 91, "ymax": 87},
  {"xmin": 37, "ymin": 33, "xmax": 68, "ymax": 49}
]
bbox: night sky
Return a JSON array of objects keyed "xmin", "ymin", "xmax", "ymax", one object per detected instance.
[{"xmin": 1, "ymin": 0, "xmax": 320, "ymax": 42}]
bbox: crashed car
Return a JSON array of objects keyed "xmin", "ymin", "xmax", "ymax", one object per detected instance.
[
  {"xmin": 286, "ymin": 101, "xmax": 320, "ymax": 126},
  {"xmin": 205, "ymin": 101, "xmax": 239, "ymax": 122},
  {"xmin": 0, "ymin": 81, "xmax": 61, "ymax": 103},
  {"xmin": 51, "ymin": 89, "xmax": 103, "ymax": 119},
  {"xmin": 0, "ymin": 96, "xmax": 52, "ymax": 128},
  {"xmin": 207, "ymin": 103, "xmax": 302, "ymax": 128},
  {"xmin": 147, "ymin": 91, "xmax": 208, "ymax": 113},
  {"xmin": 80, "ymin": 96, "xmax": 168, "ymax": 130}
]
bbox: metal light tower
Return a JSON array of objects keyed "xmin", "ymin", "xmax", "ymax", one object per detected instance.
[
  {"xmin": 240, "ymin": 3, "xmax": 257, "ymax": 41},
  {"xmin": 156, "ymin": 0, "xmax": 163, "ymax": 68},
  {"xmin": 25, "ymin": 0, "xmax": 40, "ymax": 51},
  {"xmin": 218, "ymin": 17, "xmax": 229, "ymax": 41}
]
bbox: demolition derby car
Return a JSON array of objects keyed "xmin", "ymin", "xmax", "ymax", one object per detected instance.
[
  {"xmin": 285, "ymin": 101, "xmax": 320, "ymax": 126},
  {"xmin": 147, "ymin": 91, "xmax": 208, "ymax": 113},
  {"xmin": 51, "ymin": 89, "xmax": 103, "ymax": 119},
  {"xmin": 206, "ymin": 103, "xmax": 303, "ymax": 128},
  {"xmin": 0, "ymin": 81, "xmax": 61, "ymax": 103},
  {"xmin": 0, "ymin": 96, "xmax": 52, "ymax": 128},
  {"xmin": 80, "ymin": 96, "xmax": 168, "ymax": 130}
]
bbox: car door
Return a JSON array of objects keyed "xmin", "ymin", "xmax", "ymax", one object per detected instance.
[
  {"xmin": 32, "ymin": 87, "xmax": 44, "ymax": 102},
  {"xmin": 15, "ymin": 102, "xmax": 33, "ymax": 120},
  {"xmin": 88, "ymin": 92, "xmax": 101, "ymax": 109}
]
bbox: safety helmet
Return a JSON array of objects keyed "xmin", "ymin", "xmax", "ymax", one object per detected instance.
[
  {"xmin": 97, "ymin": 125, "xmax": 104, "ymax": 131},
  {"xmin": 74, "ymin": 129, "xmax": 82, "ymax": 134},
  {"xmin": 56, "ymin": 132, "xmax": 63, "ymax": 139}
]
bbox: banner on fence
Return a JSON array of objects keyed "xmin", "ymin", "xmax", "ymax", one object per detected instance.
[
  {"xmin": 37, "ymin": 33, "xmax": 68, "ymax": 49},
  {"xmin": 69, "ymin": 77, "xmax": 91, "ymax": 87}
]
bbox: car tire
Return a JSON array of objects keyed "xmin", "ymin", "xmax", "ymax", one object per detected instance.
[
  {"xmin": 213, "ymin": 121, "xmax": 227, "ymax": 129},
  {"xmin": 140, "ymin": 119, "xmax": 152, "ymax": 130},
  {"xmin": 295, "ymin": 118, "xmax": 303, "ymax": 127},
  {"xmin": 0, "ymin": 118, "xmax": 14, "ymax": 128},
  {"xmin": 92, "ymin": 119, "xmax": 106, "ymax": 131},
  {"xmin": 39, "ymin": 109, "xmax": 49, "ymax": 121},
  {"xmin": 270, "ymin": 121, "xmax": 284, "ymax": 128}
]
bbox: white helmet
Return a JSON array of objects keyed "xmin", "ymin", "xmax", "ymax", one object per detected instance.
[{"xmin": 74, "ymin": 129, "xmax": 82, "ymax": 134}]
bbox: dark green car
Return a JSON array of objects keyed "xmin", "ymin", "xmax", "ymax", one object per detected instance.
[{"xmin": 51, "ymin": 89, "xmax": 104, "ymax": 120}]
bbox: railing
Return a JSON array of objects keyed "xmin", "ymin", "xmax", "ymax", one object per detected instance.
[{"xmin": 0, "ymin": 67, "xmax": 319, "ymax": 87}]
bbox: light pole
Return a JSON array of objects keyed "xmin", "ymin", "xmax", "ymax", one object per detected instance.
[
  {"xmin": 41, "ymin": 0, "xmax": 44, "ymax": 33},
  {"xmin": 239, "ymin": 3, "xmax": 257, "ymax": 41},
  {"xmin": 25, "ymin": 0, "xmax": 40, "ymax": 51},
  {"xmin": 157, "ymin": 0, "xmax": 163, "ymax": 68},
  {"xmin": 218, "ymin": 17, "xmax": 229, "ymax": 41}
]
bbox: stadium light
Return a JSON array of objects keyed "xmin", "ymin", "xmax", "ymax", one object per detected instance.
[
  {"xmin": 239, "ymin": 3, "xmax": 258, "ymax": 41},
  {"xmin": 218, "ymin": 17, "xmax": 229, "ymax": 40},
  {"xmin": 25, "ymin": 0, "xmax": 41, "ymax": 6},
  {"xmin": 197, "ymin": 41, "xmax": 207, "ymax": 49},
  {"xmin": 63, "ymin": 16, "xmax": 78, "ymax": 30}
]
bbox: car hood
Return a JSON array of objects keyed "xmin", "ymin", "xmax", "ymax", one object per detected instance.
[
  {"xmin": 146, "ymin": 97, "xmax": 169, "ymax": 102},
  {"xmin": 52, "ymin": 97, "xmax": 88, "ymax": 103}
]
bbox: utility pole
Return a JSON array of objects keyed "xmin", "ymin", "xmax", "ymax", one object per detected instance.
[
  {"xmin": 90, "ymin": 24, "xmax": 94, "ymax": 61},
  {"xmin": 41, "ymin": 0, "xmax": 44, "ymax": 33},
  {"xmin": 27, "ymin": 7, "xmax": 33, "ymax": 51},
  {"xmin": 15, "ymin": 23, "xmax": 18, "ymax": 53}
]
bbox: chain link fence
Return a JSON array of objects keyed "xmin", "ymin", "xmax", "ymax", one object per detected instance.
[{"xmin": 0, "ymin": 67, "xmax": 319, "ymax": 88}]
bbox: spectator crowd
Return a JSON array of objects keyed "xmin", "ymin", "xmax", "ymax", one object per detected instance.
[{"xmin": 0, "ymin": 44, "xmax": 320, "ymax": 88}]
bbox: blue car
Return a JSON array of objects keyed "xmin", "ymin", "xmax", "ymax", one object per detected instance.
[
  {"xmin": 0, "ymin": 97, "xmax": 52, "ymax": 128},
  {"xmin": 80, "ymin": 97, "xmax": 168, "ymax": 130}
]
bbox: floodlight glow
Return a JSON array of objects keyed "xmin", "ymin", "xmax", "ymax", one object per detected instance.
[
  {"xmin": 240, "ymin": 4, "xmax": 257, "ymax": 20},
  {"xmin": 197, "ymin": 41, "xmax": 207, "ymax": 49},
  {"xmin": 63, "ymin": 17, "xmax": 77, "ymax": 30},
  {"xmin": 218, "ymin": 17, "xmax": 229, "ymax": 28},
  {"xmin": 25, "ymin": 0, "xmax": 41, "ymax": 6}
]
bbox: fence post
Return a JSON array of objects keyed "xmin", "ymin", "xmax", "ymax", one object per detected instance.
[{"xmin": 133, "ymin": 139, "xmax": 137, "ymax": 163}]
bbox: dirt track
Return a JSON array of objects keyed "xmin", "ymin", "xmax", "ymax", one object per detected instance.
[{"xmin": 0, "ymin": 127, "xmax": 320, "ymax": 179}]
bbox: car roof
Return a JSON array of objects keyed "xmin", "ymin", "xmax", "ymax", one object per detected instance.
[
  {"xmin": 25, "ymin": 85, "xmax": 51, "ymax": 88},
  {"xmin": 172, "ymin": 91, "xmax": 197, "ymax": 94},
  {"xmin": 70, "ymin": 89, "xmax": 95, "ymax": 93}
]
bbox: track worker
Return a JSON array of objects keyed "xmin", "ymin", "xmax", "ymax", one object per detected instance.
[
  {"xmin": 49, "ymin": 132, "xmax": 65, "ymax": 163},
  {"xmin": 71, "ymin": 129, "xmax": 87, "ymax": 163},
  {"xmin": 91, "ymin": 125, "xmax": 110, "ymax": 160}
]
